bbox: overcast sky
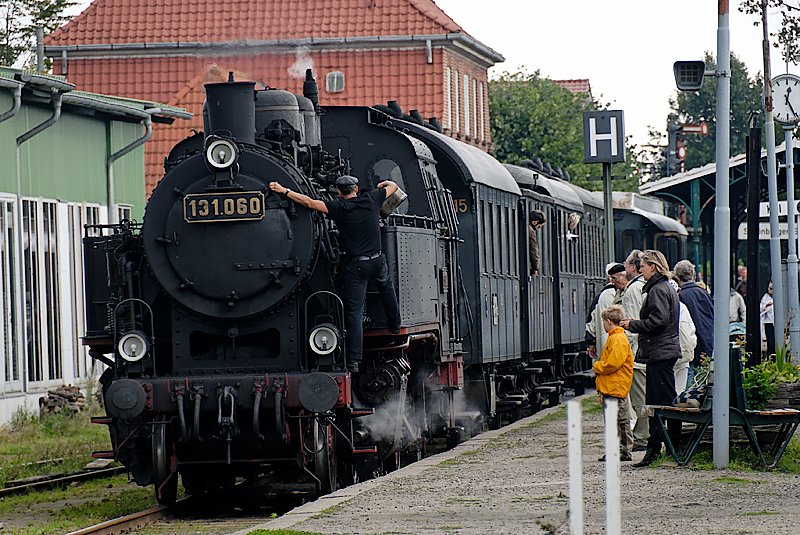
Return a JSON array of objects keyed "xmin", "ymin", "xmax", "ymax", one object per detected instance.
[{"xmin": 434, "ymin": 0, "xmax": 789, "ymax": 148}]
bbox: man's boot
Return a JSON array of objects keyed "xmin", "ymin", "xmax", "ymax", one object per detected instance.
[{"xmin": 633, "ymin": 449, "xmax": 659, "ymax": 468}]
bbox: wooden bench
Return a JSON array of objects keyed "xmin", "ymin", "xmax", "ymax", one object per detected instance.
[{"xmin": 645, "ymin": 347, "xmax": 800, "ymax": 467}]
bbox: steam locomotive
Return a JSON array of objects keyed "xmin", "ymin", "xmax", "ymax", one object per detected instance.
[{"xmin": 83, "ymin": 72, "xmax": 686, "ymax": 504}]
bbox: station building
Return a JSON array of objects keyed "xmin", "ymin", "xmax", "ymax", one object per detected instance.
[
  {"xmin": 43, "ymin": 0, "xmax": 504, "ymax": 195},
  {"xmin": 0, "ymin": 66, "xmax": 188, "ymax": 423}
]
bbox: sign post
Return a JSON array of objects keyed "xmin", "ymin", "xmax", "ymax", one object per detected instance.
[{"xmin": 583, "ymin": 110, "xmax": 626, "ymax": 264}]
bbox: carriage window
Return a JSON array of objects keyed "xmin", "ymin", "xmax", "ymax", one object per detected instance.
[
  {"xmin": 494, "ymin": 204, "xmax": 501, "ymax": 274},
  {"xmin": 499, "ymin": 206, "xmax": 506, "ymax": 274},
  {"xmin": 508, "ymin": 208, "xmax": 519, "ymax": 275},
  {"xmin": 482, "ymin": 201, "xmax": 490, "ymax": 273},
  {"xmin": 370, "ymin": 158, "xmax": 407, "ymax": 215}
]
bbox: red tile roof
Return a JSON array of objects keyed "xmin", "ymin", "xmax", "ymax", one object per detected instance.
[
  {"xmin": 552, "ymin": 79, "xmax": 592, "ymax": 96},
  {"xmin": 48, "ymin": 0, "xmax": 465, "ymax": 45},
  {"xmin": 64, "ymin": 51, "xmax": 446, "ymax": 194}
]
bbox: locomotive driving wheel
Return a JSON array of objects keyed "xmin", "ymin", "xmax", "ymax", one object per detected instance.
[
  {"xmin": 152, "ymin": 418, "xmax": 178, "ymax": 505},
  {"xmin": 312, "ymin": 419, "xmax": 338, "ymax": 494}
]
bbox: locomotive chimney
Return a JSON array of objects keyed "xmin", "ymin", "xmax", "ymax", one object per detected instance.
[
  {"xmin": 203, "ymin": 74, "xmax": 257, "ymax": 144},
  {"xmin": 302, "ymin": 69, "xmax": 319, "ymax": 111}
]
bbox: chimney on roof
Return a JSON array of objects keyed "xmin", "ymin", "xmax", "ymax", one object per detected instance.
[
  {"xmin": 228, "ymin": 71, "xmax": 235, "ymax": 82},
  {"xmin": 428, "ymin": 117, "xmax": 442, "ymax": 132}
]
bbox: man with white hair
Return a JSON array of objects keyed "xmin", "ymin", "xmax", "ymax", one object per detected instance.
[
  {"xmin": 586, "ymin": 263, "xmax": 626, "ymax": 357},
  {"xmin": 621, "ymin": 249, "xmax": 648, "ymax": 450}
]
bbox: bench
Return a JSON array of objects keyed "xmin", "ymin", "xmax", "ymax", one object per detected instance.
[{"xmin": 645, "ymin": 347, "xmax": 800, "ymax": 467}]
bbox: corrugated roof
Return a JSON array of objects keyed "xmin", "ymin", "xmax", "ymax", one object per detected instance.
[{"xmin": 47, "ymin": 0, "xmax": 466, "ymax": 46}]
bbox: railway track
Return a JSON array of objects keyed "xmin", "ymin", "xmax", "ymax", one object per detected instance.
[
  {"xmin": 64, "ymin": 479, "xmax": 308, "ymax": 535},
  {"xmin": 0, "ymin": 466, "xmax": 126, "ymax": 498}
]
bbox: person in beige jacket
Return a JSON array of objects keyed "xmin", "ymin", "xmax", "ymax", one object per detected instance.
[{"xmin": 621, "ymin": 250, "xmax": 647, "ymax": 450}]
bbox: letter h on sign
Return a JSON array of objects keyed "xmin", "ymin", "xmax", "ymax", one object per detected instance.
[{"xmin": 583, "ymin": 111, "xmax": 626, "ymax": 164}]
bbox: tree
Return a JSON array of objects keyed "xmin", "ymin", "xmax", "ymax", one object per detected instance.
[
  {"xmin": 489, "ymin": 70, "xmax": 640, "ymax": 192},
  {"xmin": 0, "ymin": 0, "xmax": 75, "ymax": 67},
  {"xmin": 667, "ymin": 52, "xmax": 763, "ymax": 172}
]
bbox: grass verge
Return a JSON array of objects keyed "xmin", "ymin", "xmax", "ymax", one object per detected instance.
[
  {"xmin": 0, "ymin": 406, "xmax": 110, "ymax": 483},
  {"xmin": 0, "ymin": 474, "xmax": 157, "ymax": 534}
]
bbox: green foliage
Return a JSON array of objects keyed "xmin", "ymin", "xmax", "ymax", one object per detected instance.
[
  {"xmin": 742, "ymin": 351, "xmax": 799, "ymax": 410},
  {"xmin": 0, "ymin": 0, "xmax": 76, "ymax": 67},
  {"xmin": 739, "ymin": 0, "xmax": 800, "ymax": 66},
  {"xmin": 688, "ymin": 439, "xmax": 800, "ymax": 473},
  {"xmin": 667, "ymin": 52, "xmax": 763, "ymax": 172},
  {"xmin": 488, "ymin": 70, "xmax": 641, "ymax": 192}
]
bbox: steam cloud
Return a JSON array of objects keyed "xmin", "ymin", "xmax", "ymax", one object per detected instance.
[{"xmin": 288, "ymin": 47, "xmax": 314, "ymax": 80}]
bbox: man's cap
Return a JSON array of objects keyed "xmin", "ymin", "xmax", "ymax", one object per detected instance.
[
  {"xmin": 335, "ymin": 175, "xmax": 359, "ymax": 188},
  {"xmin": 607, "ymin": 263, "xmax": 625, "ymax": 276},
  {"xmin": 605, "ymin": 262, "xmax": 619, "ymax": 274}
]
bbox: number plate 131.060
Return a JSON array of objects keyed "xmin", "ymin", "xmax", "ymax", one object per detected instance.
[{"xmin": 183, "ymin": 191, "xmax": 265, "ymax": 223}]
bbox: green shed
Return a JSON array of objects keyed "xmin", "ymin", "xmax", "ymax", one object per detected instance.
[{"xmin": 0, "ymin": 67, "xmax": 190, "ymax": 422}]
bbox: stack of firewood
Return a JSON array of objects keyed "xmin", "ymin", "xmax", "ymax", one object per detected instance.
[{"xmin": 38, "ymin": 385, "xmax": 86, "ymax": 415}]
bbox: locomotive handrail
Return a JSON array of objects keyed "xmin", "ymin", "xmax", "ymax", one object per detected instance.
[{"xmin": 112, "ymin": 298, "xmax": 155, "ymax": 367}]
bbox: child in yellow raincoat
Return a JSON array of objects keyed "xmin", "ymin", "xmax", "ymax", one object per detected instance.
[{"xmin": 593, "ymin": 305, "xmax": 634, "ymax": 461}]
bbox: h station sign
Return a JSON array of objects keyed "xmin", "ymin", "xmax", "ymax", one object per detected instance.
[{"xmin": 583, "ymin": 111, "xmax": 626, "ymax": 164}]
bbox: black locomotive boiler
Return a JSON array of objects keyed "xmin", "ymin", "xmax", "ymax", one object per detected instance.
[
  {"xmin": 83, "ymin": 74, "xmax": 464, "ymax": 504},
  {"xmin": 83, "ymin": 73, "xmax": 686, "ymax": 504}
]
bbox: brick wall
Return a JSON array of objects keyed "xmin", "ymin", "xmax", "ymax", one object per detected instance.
[{"xmin": 442, "ymin": 49, "xmax": 492, "ymax": 150}]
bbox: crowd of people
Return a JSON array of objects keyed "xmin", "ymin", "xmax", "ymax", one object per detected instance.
[{"xmin": 586, "ymin": 250, "xmax": 777, "ymax": 466}]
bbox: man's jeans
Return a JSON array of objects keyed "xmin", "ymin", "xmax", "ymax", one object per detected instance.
[{"xmin": 343, "ymin": 255, "xmax": 401, "ymax": 362}]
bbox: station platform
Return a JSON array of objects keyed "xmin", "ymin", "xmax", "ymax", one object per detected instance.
[{"xmin": 236, "ymin": 394, "xmax": 800, "ymax": 535}]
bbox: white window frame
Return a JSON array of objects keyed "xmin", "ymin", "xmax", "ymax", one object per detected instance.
[
  {"xmin": 463, "ymin": 74, "xmax": 470, "ymax": 137},
  {"xmin": 453, "ymin": 70, "xmax": 460, "ymax": 133},
  {"xmin": 325, "ymin": 71, "xmax": 345, "ymax": 93},
  {"xmin": 67, "ymin": 202, "xmax": 104, "ymax": 382},
  {"xmin": 444, "ymin": 66, "xmax": 452, "ymax": 130},
  {"xmin": 0, "ymin": 194, "xmax": 22, "ymax": 394},
  {"xmin": 117, "ymin": 204, "xmax": 132, "ymax": 223},
  {"xmin": 479, "ymin": 82, "xmax": 486, "ymax": 141}
]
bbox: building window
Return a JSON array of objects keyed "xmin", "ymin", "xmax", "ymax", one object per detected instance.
[
  {"xmin": 463, "ymin": 74, "xmax": 470, "ymax": 137},
  {"xmin": 68, "ymin": 203, "xmax": 102, "ymax": 380},
  {"xmin": 117, "ymin": 204, "xmax": 132, "ymax": 222},
  {"xmin": 326, "ymin": 71, "xmax": 345, "ymax": 93},
  {"xmin": 453, "ymin": 70, "xmax": 460, "ymax": 133},
  {"xmin": 444, "ymin": 67, "xmax": 452, "ymax": 130},
  {"xmin": 479, "ymin": 82, "xmax": 485, "ymax": 141},
  {"xmin": 23, "ymin": 198, "xmax": 63, "ymax": 384},
  {"xmin": 0, "ymin": 199, "xmax": 19, "ymax": 385},
  {"xmin": 472, "ymin": 79, "xmax": 478, "ymax": 140}
]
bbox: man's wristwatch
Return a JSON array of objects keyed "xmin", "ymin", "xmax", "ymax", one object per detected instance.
[{"xmin": 284, "ymin": 189, "xmax": 292, "ymax": 196}]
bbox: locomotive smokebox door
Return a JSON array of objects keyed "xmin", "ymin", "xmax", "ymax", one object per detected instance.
[{"xmin": 299, "ymin": 372, "xmax": 340, "ymax": 413}]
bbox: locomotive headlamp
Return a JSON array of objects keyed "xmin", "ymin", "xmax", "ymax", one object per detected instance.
[
  {"xmin": 205, "ymin": 138, "xmax": 239, "ymax": 169},
  {"xmin": 309, "ymin": 323, "xmax": 340, "ymax": 355},
  {"xmin": 118, "ymin": 331, "xmax": 149, "ymax": 362}
]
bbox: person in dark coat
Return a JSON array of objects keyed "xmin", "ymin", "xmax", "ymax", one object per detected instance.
[
  {"xmin": 620, "ymin": 250, "xmax": 682, "ymax": 467},
  {"xmin": 673, "ymin": 260, "xmax": 713, "ymax": 384},
  {"xmin": 528, "ymin": 210, "xmax": 546, "ymax": 276}
]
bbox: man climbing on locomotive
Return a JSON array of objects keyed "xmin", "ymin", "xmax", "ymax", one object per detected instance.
[{"xmin": 268, "ymin": 176, "xmax": 402, "ymax": 373}]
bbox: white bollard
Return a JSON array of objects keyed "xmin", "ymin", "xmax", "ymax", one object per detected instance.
[
  {"xmin": 603, "ymin": 397, "xmax": 621, "ymax": 535},
  {"xmin": 567, "ymin": 400, "xmax": 584, "ymax": 535}
]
